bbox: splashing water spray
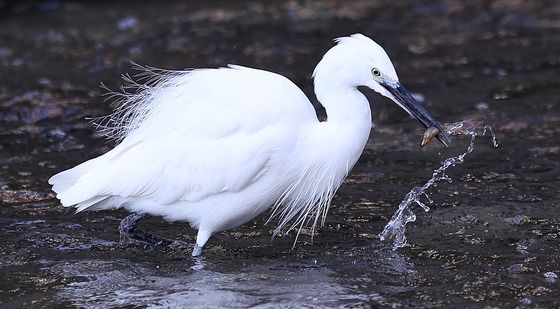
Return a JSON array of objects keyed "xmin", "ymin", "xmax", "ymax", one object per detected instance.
[{"xmin": 379, "ymin": 117, "xmax": 499, "ymax": 250}]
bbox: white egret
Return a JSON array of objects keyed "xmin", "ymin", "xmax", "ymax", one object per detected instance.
[{"xmin": 49, "ymin": 34, "xmax": 450, "ymax": 256}]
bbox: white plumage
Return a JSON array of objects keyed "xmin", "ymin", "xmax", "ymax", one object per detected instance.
[{"xmin": 49, "ymin": 34, "xmax": 448, "ymax": 256}]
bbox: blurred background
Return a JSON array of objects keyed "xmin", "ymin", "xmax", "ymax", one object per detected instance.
[{"xmin": 0, "ymin": 1, "xmax": 559, "ymax": 308}]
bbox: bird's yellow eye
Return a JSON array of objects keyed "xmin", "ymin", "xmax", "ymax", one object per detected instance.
[{"xmin": 372, "ymin": 68, "xmax": 381, "ymax": 77}]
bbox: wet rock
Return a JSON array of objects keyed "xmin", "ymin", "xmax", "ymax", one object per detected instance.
[
  {"xmin": 37, "ymin": 1, "xmax": 60, "ymax": 12},
  {"xmin": 0, "ymin": 47, "xmax": 12, "ymax": 58},
  {"xmin": 459, "ymin": 214, "xmax": 478, "ymax": 224},
  {"xmin": 475, "ymin": 102, "xmax": 489, "ymax": 111},
  {"xmin": 515, "ymin": 242, "xmax": 529, "ymax": 254},
  {"xmin": 8, "ymin": 220, "xmax": 46, "ymax": 228},
  {"xmin": 507, "ymin": 263, "xmax": 526, "ymax": 273},
  {"xmin": 46, "ymin": 129, "xmax": 66, "ymax": 139},
  {"xmin": 0, "ymin": 190, "xmax": 54, "ymax": 204},
  {"xmin": 38, "ymin": 78, "xmax": 53, "ymax": 87},
  {"xmin": 528, "ymin": 146, "xmax": 560, "ymax": 156},
  {"xmin": 55, "ymin": 223, "xmax": 83, "ymax": 229},
  {"xmin": 503, "ymin": 215, "xmax": 530, "ymax": 225},
  {"xmin": 543, "ymin": 272, "xmax": 558, "ymax": 283},
  {"xmin": 117, "ymin": 16, "xmax": 139, "ymax": 31}
]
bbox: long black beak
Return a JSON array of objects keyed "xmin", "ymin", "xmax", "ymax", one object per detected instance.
[{"xmin": 382, "ymin": 82, "xmax": 451, "ymax": 147}]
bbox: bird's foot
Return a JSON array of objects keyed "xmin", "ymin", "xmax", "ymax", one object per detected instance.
[
  {"xmin": 118, "ymin": 214, "xmax": 199, "ymax": 255},
  {"xmin": 118, "ymin": 213, "xmax": 173, "ymax": 247},
  {"xmin": 119, "ymin": 213, "xmax": 145, "ymax": 245},
  {"xmin": 128, "ymin": 229, "xmax": 174, "ymax": 247}
]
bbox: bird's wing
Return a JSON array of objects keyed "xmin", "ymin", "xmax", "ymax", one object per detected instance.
[
  {"xmin": 50, "ymin": 66, "xmax": 317, "ymax": 208},
  {"xmin": 56, "ymin": 129, "xmax": 277, "ymax": 207}
]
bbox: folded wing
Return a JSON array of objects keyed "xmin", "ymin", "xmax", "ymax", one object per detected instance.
[{"xmin": 49, "ymin": 65, "xmax": 317, "ymax": 210}]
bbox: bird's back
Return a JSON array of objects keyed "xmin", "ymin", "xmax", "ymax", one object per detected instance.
[{"xmin": 49, "ymin": 65, "xmax": 319, "ymax": 213}]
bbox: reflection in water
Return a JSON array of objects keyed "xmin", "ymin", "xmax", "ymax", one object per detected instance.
[
  {"xmin": 380, "ymin": 118, "xmax": 499, "ymax": 249},
  {"xmin": 53, "ymin": 245, "xmax": 415, "ymax": 308},
  {"xmin": 56, "ymin": 259, "xmax": 359, "ymax": 307}
]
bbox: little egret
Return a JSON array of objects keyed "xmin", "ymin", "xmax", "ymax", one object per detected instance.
[{"xmin": 49, "ymin": 34, "xmax": 450, "ymax": 256}]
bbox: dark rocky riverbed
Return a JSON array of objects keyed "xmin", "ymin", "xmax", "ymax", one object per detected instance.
[{"xmin": 1, "ymin": 1, "xmax": 559, "ymax": 307}]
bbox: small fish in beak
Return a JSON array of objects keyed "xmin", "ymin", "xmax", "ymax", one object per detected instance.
[
  {"xmin": 421, "ymin": 126, "xmax": 441, "ymax": 147},
  {"xmin": 421, "ymin": 117, "xmax": 487, "ymax": 147},
  {"xmin": 381, "ymin": 81, "xmax": 451, "ymax": 147}
]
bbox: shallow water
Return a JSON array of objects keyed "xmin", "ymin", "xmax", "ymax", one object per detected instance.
[{"xmin": 1, "ymin": 1, "xmax": 560, "ymax": 308}]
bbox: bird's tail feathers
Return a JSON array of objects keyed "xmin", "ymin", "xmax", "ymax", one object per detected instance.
[{"xmin": 49, "ymin": 157, "xmax": 110, "ymax": 211}]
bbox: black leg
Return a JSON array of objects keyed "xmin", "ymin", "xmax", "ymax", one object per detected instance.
[{"xmin": 118, "ymin": 213, "xmax": 173, "ymax": 246}]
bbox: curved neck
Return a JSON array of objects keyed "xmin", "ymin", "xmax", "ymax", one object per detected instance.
[
  {"xmin": 310, "ymin": 71, "xmax": 373, "ymax": 175},
  {"xmin": 314, "ymin": 72, "xmax": 372, "ymax": 126}
]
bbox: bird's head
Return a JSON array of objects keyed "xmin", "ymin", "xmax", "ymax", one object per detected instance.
[{"xmin": 314, "ymin": 33, "xmax": 451, "ymax": 147}]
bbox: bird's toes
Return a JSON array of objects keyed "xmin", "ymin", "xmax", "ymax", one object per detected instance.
[{"xmin": 119, "ymin": 232, "xmax": 136, "ymax": 246}]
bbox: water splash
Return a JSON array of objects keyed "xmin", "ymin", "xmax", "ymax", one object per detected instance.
[{"xmin": 379, "ymin": 118, "xmax": 498, "ymax": 250}]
